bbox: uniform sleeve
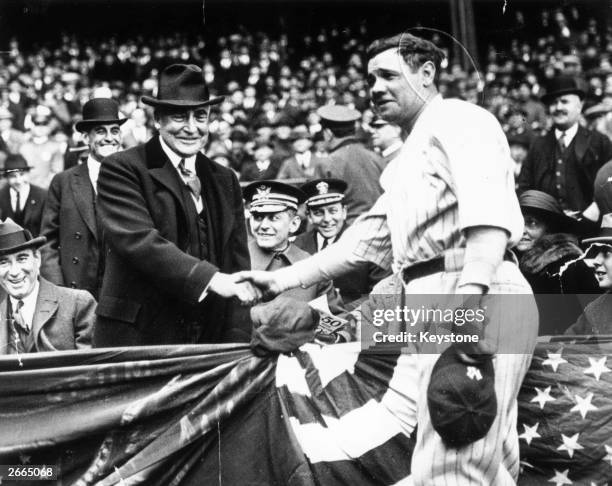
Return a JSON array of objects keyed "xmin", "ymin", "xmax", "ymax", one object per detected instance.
[
  {"xmin": 436, "ymin": 107, "xmax": 524, "ymax": 246},
  {"xmin": 274, "ymin": 192, "xmax": 393, "ymax": 289},
  {"xmin": 39, "ymin": 174, "xmax": 65, "ymax": 286}
]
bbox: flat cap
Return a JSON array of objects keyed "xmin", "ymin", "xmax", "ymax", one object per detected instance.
[{"xmin": 317, "ymin": 105, "xmax": 361, "ymax": 126}]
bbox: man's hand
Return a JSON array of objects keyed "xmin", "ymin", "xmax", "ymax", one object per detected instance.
[
  {"xmin": 208, "ymin": 272, "xmax": 262, "ymax": 305},
  {"xmin": 235, "ymin": 270, "xmax": 285, "ymax": 301}
]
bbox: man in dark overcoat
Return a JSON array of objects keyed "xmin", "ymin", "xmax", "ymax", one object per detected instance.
[
  {"xmin": 314, "ymin": 105, "xmax": 384, "ymax": 226},
  {"xmin": 518, "ymin": 75, "xmax": 612, "ymax": 212},
  {"xmin": 93, "ymin": 64, "xmax": 256, "ymax": 347},
  {"xmin": 40, "ymin": 98, "xmax": 126, "ymax": 299},
  {"xmin": 0, "ymin": 154, "xmax": 46, "ymax": 237}
]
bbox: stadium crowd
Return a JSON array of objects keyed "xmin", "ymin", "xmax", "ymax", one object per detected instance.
[{"xmin": 0, "ymin": 2, "xmax": 612, "ymax": 354}]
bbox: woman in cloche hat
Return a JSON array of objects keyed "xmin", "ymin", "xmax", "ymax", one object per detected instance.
[{"xmin": 565, "ymin": 213, "xmax": 612, "ymax": 335}]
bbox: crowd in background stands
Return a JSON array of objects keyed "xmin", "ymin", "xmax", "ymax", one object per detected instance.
[
  {"xmin": 1, "ymin": 5, "xmax": 611, "ymax": 182},
  {"xmin": 0, "ymin": 4, "xmax": 611, "ymax": 337}
]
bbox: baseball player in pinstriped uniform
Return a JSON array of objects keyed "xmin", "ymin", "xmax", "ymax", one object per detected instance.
[{"xmin": 239, "ymin": 32, "xmax": 537, "ymax": 484}]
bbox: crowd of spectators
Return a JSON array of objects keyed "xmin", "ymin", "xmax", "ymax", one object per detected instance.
[
  {"xmin": 1, "ymin": 4, "xmax": 611, "ymax": 181},
  {"xmin": 1, "ymin": 4, "xmax": 612, "ymax": 338}
]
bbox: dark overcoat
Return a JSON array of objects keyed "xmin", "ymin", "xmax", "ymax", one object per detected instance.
[
  {"xmin": 93, "ymin": 137, "xmax": 250, "ymax": 346},
  {"xmin": 0, "ymin": 183, "xmax": 46, "ymax": 237},
  {"xmin": 39, "ymin": 163, "xmax": 102, "ymax": 298}
]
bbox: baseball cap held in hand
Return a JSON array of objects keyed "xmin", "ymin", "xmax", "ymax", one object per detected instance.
[{"xmin": 427, "ymin": 346, "xmax": 497, "ymax": 448}]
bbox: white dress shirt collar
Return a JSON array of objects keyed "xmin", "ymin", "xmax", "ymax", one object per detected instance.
[
  {"xmin": 555, "ymin": 123, "xmax": 579, "ymax": 146},
  {"xmin": 159, "ymin": 135, "xmax": 197, "ymax": 173},
  {"xmin": 10, "ymin": 184, "xmax": 30, "ymax": 212},
  {"xmin": 10, "ymin": 280, "xmax": 40, "ymax": 332},
  {"xmin": 86, "ymin": 156, "xmax": 101, "ymax": 193},
  {"xmin": 158, "ymin": 136, "xmax": 202, "ymax": 212}
]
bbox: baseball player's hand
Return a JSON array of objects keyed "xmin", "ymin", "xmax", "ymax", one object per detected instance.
[
  {"xmin": 235, "ymin": 270, "xmax": 284, "ymax": 301},
  {"xmin": 208, "ymin": 272, "xmax": 262, "ymax": 305}
]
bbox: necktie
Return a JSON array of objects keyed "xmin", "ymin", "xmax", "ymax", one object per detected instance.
[
  {"xmin": 321, "ymin": 238, "xmax": 329, "ymax": 250},
  {"xmin": 14, "ymin": 190, "xmax": 21, "ymax": 219},
  {"xmin": 178, "ymin": 159, "xmax": 201, "ymax": 199},
  {"xmin": 558, "ymin": 131, "xmax": 567, "ymax": 153},
  {"xmin": 13, "ymin": 299, "xmax": 27, "ymax": 333}
]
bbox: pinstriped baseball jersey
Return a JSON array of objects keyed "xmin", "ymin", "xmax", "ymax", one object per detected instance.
[{"xmin": 276, "ymin": 95, "xmax": 524, "ymax": 290}]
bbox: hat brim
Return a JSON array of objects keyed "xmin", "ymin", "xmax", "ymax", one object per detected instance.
[
  {"xmin": 582, "ymin": 236, "xmax": 612, "ymax": 245},
  {"xmin": 521, "ymin": 206, "xmax": 586, "ymax": 234},
  {"xmin": 0, "ymin": 167, "xmax": 33, "ymax": 175},
  {"xmin": 75, "ymin": 117, "xmax": 127, "ymax": 133},
  {"xmin": 141, "ymin": 96, "xmax": 225, "ymax": 109},
  {"xmin": 541, "ymin": 89, "xmax": 586, "ymax": 104},
  {"xmin": 0, "ymin": 236, "xmax": 47, "ymax": 256}
]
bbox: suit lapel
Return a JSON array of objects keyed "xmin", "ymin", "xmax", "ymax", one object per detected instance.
[
  {"xmin": 572, "ymin": 126, "xmax": 588, "ymax": 163},
  {"xmin": 196, "ymin": 155, "xmax": 233, "ymax": 250},
  {"xmin": 1, "ymin": 187, "xmax": 14, "ymax": 220},
  {"xmin": 0, "ymin": 295, "xmax": 8, "ymax": 354},
  {"xmin": 147, "ymin": 139, "xmax": 187, "ymax": 215},
  {"xmin": 70, "ymin": 164, "xmax": 98, "ymax": 240},
  {"xmin": 31, "ymin": 279, "xmax": 59, "ymax": 343}
]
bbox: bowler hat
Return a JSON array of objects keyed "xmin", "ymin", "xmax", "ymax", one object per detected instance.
[
  {"xmin": 75, "ymin": 98, "xmax": 127, "ymax": 133},
  {"xmin": 540, "ymin": 75, "xmax": 587, "ymax": 104},
  {"xmin": 1, "ymin": 154, "xmax": 33, "ymax": 175},
  {"xmin": 583, "ymin": 213, "xmax": 612, "ymax": 245},
  {"xmin": 0, "ymin": 218, "xmax": 46, "ymax": 256},
  {"xmin": 142, "ymin": 64, "xmax": 224, "ymax": 109},
  {"xmin": 519, "ymin": 190, "xmax": 586, "ymax": 234},
  {"xmin": 427, "ymin": 346, "xmax": 497, "ymax": 448}
]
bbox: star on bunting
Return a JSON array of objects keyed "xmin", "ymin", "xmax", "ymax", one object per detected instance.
[
  {"xmin": 542, "ymin": 352, "xmax": 567, "ymax": 372},
  {"xmin": 570, "ymin": 392, "xmax": 597, "ymax": 419},
  {"xmin": 548, "ymin": 468, "xmax": 572, "ymax": 485},
  {"xmin": 519, "ymin": 422, "xmax": 541, "ymax": 445},
  {"xmin": 583, "ymin": 357, "xmax": 611, "ymax": 381},
  {"xmin": 557, "ymin": 433, "xmax": 584, "ymax": 458},
  {"xmin": 531, "ymin": 386, "xmax": 555, "ymax": 409}
]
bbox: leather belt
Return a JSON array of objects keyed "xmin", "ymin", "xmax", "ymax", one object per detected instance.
[{"xmin": 401, "ymin": 250, "xmax": 516, "ymax": 285}]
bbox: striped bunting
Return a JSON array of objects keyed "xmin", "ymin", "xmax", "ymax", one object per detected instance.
[{"xmin": 276, "ymin": 343, "xmax": 417, "ymax": 485}]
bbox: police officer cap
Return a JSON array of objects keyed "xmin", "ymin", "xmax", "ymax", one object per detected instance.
[
  {"xmin": 301, "ymin": 178, "xmax": 347, "ymax": 208},
  {"xmin": 317, "ymin": 105, "xmax": 361, "ymax": 127},
  {"xmin": 244, "ymin": 180, "xmax": 306, "ymax": 214}
]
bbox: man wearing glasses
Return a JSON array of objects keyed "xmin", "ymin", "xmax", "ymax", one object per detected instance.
[{"xmin": 94, "ymin": 64, "xmax": 255, "ymax": 347}]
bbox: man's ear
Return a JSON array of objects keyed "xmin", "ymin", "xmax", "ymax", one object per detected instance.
[
  {"xmin": 81, "ymin": 132, "xmax": 90, "ymax": 147},
  {"xmin": 289, "ymin": 214, "xmax": 302, "ymax": 234},
  {"xmin": 420, "ymin": 61, "xmax": 436, "ymax": 87}
]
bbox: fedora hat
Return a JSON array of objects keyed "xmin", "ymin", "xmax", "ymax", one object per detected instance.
[
  {"xmin": 0, "ymin": 218, "xmax": 46, "ymax": 256},
  {"xmin": 583, "ymin": 213, "xmax": 612, "ymax": 245},
  {"xmin": 540, "ymin": 75, "xmax": 587, "ymax": 104},
  {"xmin": 75, "ymin": 98, "xmax": 127, "ymax": 133},
  {"xmin": 1, "ymin": 154, "xmax": 33, "ymax": 175},
  {"xmin": 142, "ymin": 64, "xmax": 224, "ymax": 109},
  {"xmin": 519, "ymin": 190, "xmax": 586, "ymax": 234}
]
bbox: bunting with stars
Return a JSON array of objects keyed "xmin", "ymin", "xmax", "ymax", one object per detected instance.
[
  {"xmin": 1, "ymin": 336, "xmax": 612, "ymax": 484},
  {"xmin": 517, "ymin": 335, "xmax": 612, "ymax": 485}
]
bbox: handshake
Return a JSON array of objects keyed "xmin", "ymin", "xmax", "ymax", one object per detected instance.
[{"xmin": 207, "ymin": 271, "xmax": 284, "ymax": 305}]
